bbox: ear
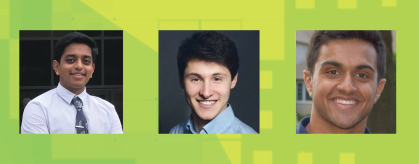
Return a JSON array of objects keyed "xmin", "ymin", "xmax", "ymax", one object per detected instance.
[
  {"xmin": 52, "ymin": 60, "xmax": 60, "ymax": 76},
  {"xmin": 230, "ymin": 73, "xmax": 238, "ymax": 89},
  {"xmin": 374, "ymin": 78, "xmax": 386, "ymax": 103},
  {"xmin": 178, "ymin": 72, "xmax": 184, "ymax": 89},
  {"xmin": 303, "ymin": 70, "xmax": 313, "ymax": 98}
]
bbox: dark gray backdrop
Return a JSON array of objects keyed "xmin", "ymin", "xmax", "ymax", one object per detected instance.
[{"xmin": 159, "ymin": 31, "xmax": 260, "ymax": 133}]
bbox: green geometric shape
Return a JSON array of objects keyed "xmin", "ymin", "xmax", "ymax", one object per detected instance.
[
  {"xmin": 296, "ymin": 0, "xmax": 315, "ymax": 9},
  {"xmin": 382, "ymin": 0, "xmax": 397, "ymax": 7},
  {"xmin": 337, "ymin": 0, "xmax": 357, "ymax": 9}
]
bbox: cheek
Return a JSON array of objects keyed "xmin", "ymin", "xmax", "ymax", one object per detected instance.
[
  {"xmin": 212, "ymin": 83, "xmax": 231, "ymax": 97},
  {"xmin": 312, "ymin": 79, "xmax": 326, "ymax": 96},
  {"xmin": 87, "ymin": 67, "xmax": 94, "ymax": 77},
  {"xmin": 311, "ymin": 79, "xmax": 335, "ymax": 100},
  {"xmin": 184, "ymin": 83, "xmax": 201, "ymax": 98},
  {"xmin": 59, "ymin": 66, "xmax": 69, "ymax": 75},
  {"xmin": 359, "ymin": 83, "xmax": 376, "ymax": 100}
]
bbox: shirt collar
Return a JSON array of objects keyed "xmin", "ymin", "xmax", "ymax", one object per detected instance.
[
  {"xmin": 186, "ymin": 104, "xmax": 236, "ymax": 134},
  {"xmin": 364, "ymin": 126, "xmax": 371, "ymax": 134},
  {"xmin": 185, "ymin": 117, "xmax": 197, "ymax": 134},
  {"xmin": 56, "ymin": 82, "xmax": 88, "ymax": 105},
  {"xmin": 296, "ymin": 116, "xmax": 310, "ymax": 134},
  {"xmin": 296, "ymin": 116, "xmax": 371, "ymax": 134}
]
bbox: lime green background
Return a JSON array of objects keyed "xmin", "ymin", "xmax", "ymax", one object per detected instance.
[{"xmin": 0, "ymin": 0, "xmax": 415, "ymax": 163}]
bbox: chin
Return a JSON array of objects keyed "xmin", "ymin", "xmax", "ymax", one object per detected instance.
[
  {"xmin": 331, "ymin": 118, "xmax": 358, "ymax": 129},
  {"xmin": 70, "ymin": 84, "xmax": 86, "ymax": 89},
  {"xmin": 69, "ymin": 81, "xmax": 87, "ymax": 86},
  {"xmin": 197, "ymin": 112, "xmax": 217, "ymax": 121}
]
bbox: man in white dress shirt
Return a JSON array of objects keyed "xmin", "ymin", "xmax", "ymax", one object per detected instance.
[{"xmin": 21, "ymin": 32, "xmax": 123, "ymax": 134}]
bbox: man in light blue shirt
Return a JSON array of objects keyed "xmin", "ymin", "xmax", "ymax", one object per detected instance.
[
  {"xmin": 170, "ymin": 31, "xmax": 257, "ymax": 134},
  {"xmin": 21, "ymin": 32, "xmax": 122, "ymax": 134}
]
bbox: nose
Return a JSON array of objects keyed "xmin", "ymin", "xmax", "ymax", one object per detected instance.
[
  {"xmin": 336, "ymin": 74, "xmax": 357, "ymax": 94},
  {"xmin": 199, "ymin": 81, "xmax": 213, "ymax": 99},
  {"xmin": 74, "ymin": 59, "xmax": 83, "ymax": 70}
]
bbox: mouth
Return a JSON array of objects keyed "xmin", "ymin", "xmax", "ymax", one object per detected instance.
[
  {"xmin": 70, "ymin": 72, "xmax": 86, "ymax": 79},
  {"xmin": 331, "ymin": 98, "xmax": 359, "ymax": 110},
  {"xmin": 197, "ymin": 100, "xmax": 217, "ymax": 108},
  {"xmin": 334, "ymin": 99, "xmax": 356, "ymax": 105}
]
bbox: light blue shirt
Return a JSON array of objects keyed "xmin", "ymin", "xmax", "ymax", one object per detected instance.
[
  {"xmin": 169, "ymin": 104, "xmax": 257, "ymax": 134},
  {"xmin": 21, "ymin": 83, "xmax": 123, "ymax": 134}
]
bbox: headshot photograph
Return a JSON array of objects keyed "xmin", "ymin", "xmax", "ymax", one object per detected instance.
[
  {"xmin": 296, "ymin": 30, "xmax": 396, "ymax": 134},
  {"xmin": 159, "ymin": 31, "xmax": 259, "ymax": 134},
  {"xmin": 19, "ymin": 30, "xmax": 123, "ymax": 134}
]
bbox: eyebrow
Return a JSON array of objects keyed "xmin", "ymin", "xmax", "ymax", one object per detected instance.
[
  {"xmin": 185, "ymin": 72, "xmax": 228, "ymax": 78},
  {"xmin": 185, "ymin": 73, "xmax": 202, "ymax": 79},
  {"xmin": 320, "ymin": 61, "xmax": 342, "ymax": 67},
  {"xmin": 320, "ymin": 61, "xmax": 375, "ymax": 73},
  {"xmin": 212, "ymin": 73, "xmax": 228, "ymax": 76},
  {"xmin": 65, "ymin": 54, "xmax": 92, "ymax": 58},
  {"xmin": 356, "ymin": 65, "xmax": 375, "ymax": 73}
]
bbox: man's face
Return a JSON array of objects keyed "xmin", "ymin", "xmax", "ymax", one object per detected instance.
[
  {"xmin": 53, "ymin": 43, "xmax": 95, "ymax": 93},
  {"xmin": 304, "ymin": 39, "xmax": 386, "ymax": 129},
  {"xmin": 181, "ymin": 59, "xmax": 238, "ymax": 121}
]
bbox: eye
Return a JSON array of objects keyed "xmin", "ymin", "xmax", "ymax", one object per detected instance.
[
  {"xmin": 191, "ymin": 78, "xmax": 200, "ymax": 82},
  {"xmin": 214, "ymin": 77, "xmax": 222, "ymax": 81},
  {"xmin": 83, "ymin": 59, "xmax": 91, "ymax": 64},
  {"xmin": 66, "ymin": 58, "xmax": 75, "ymax": 63},
  {"xmin": 327, "ymin": 70, "xmax": 339, "ymax": 75},
  {"xmin": 356, "ymin": 73, "xmax": 369, "ymax": 78}
]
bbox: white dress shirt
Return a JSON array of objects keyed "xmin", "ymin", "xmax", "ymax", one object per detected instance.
[{"xmin": 21, "ymin": 83, "xmax": 123, "ymax": 134}]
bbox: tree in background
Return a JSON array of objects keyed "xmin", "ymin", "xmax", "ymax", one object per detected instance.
[{"xmin": 367, "ymin": 31, "xmax": 396, "ymax": 133}]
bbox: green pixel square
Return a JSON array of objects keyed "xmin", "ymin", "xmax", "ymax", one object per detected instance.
[
  {"xmin": 296, "ymin": 0, "xmax": 315, "ymax": 9},
  {"xmin": 337, "ymin": 0, "xmax": 357, "ymax": 9},
  {"xmin": 382, "ymin": 0, "xmax": 397, "ymax": 7}
]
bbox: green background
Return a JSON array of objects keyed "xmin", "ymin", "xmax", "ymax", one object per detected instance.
[{"xmin": 0, "ymin": 0, "xmax": 415, "ymax": 163}]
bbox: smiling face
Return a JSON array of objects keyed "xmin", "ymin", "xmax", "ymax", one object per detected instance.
[
  {"xmin": 181, "ymin": 59, "xmax": 238, "ymax": 121},
  {"xmin": 53, "ymin": 43, "xmax": 95, "ymax": 94},
  {"xmin": 304, "ymin": 39, "xmax": 386, "ymax": 130}
]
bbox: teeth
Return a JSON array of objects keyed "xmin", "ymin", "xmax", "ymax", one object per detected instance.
[
  {"xmin": 335, "ymin": 99, "xmax": 355, "ymax": 105},
  {"xmin": 73, "ymin": 74, "xmax": 83, "ymax": 76},
  {"xmin": 199, "ymin": 101, "xmax": 215, "ymax": 105}
]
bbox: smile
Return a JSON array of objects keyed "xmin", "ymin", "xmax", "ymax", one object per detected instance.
[
  {"xmin": 334, "ymin": 99, "xmax": 356, "ymax": 105},
  {"xmin": 198, "ymin": 100, "xmax": 216, "ymax": 105},
  {"xmin": 70, "ymin": 73, "xmax": 86, "ymax": 76}
]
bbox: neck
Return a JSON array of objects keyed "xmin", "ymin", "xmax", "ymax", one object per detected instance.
[
  {"xmin": 69, "ymin": 88, "xmax": 85, "ymax": 95},
  {"xmin": 60, "ymin": 82, "xmax": 85, "ymax": 95},
  {"xmin": 306, "ymin": 109, "xmax": 367, "ymax": 134},
  {"xmin": 191, "ymin": 112, "xmax": 210, "ymax": 134}
]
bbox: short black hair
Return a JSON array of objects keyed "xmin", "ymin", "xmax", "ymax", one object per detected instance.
[
  {"xmin": 177, "ymin": 31, "xmax": 239, "ymax": 80},
  {"xmin": 306, "ymin": 30, "xmax": 386, "ymax": 82},
  {"xmin": 53, "ymin": 32, "xmax": 98, "ymax": 63}
]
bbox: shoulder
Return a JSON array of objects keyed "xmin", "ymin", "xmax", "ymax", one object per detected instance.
[
  {"xmin": 21, "ymin": 89, "xmax": 57, "ymax": 134},
  {"xmin": 29, "ymin": 88, "xmax": 57, "ymax": 104},
  {"xmin": 25, "ymin": 88, "xmax": 57, "ymax": 109},
  {"xmin": 230, "ymin": 117, "xmax": 258, "ymax": 134},
  {"xmin": 88, "ymin": 95, "xmax": 115, "ymax": 110},
  {"xmin": 169, "ymin": 122, "xmax": 188, "ymax": 134}
]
